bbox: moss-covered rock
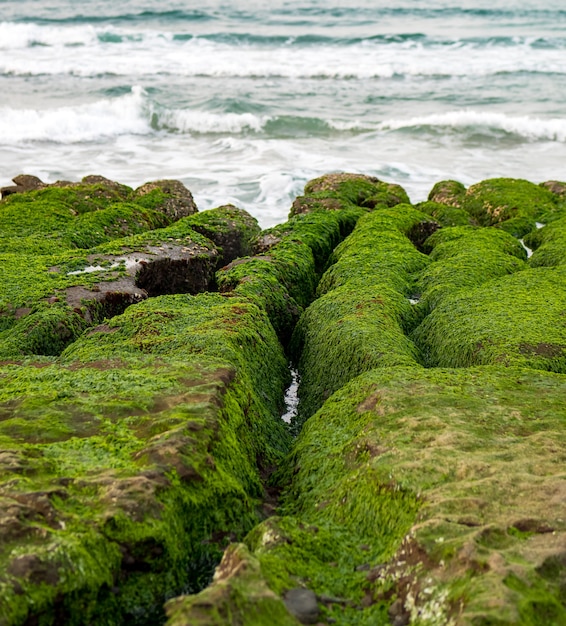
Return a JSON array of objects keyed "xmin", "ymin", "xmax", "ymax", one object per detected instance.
[
  {"xmin": 165, "ymin": 543, "xmax": 301, "ymax": 626},
  {"xmin": 412, "ymin": 266, "xmax": 566, "ymax": 371},
  {"xmin": 303, "ymin": 172, "xmax": 410, "ymax": 208},
  {"xmin": 132, "ymin": 179, "xmax": 198, "ymax": 220},
  {"xmin": 525, "ymin": 215, "xmax": 566, "ymax": 268},
  {"xmin": 184, "ymin": 205, "xmax": 261, "ymax": 267},
  {"xmin": 258, "ymin": 366, "xmax": 566, "ymax": 626},
  {"xmin": 317, "ymin": 206, "xmax": 434, "ymax": 297},
  {"xmin": 0, "ymin": 219, "xmax": 219, "ymax": 359},
  {"xmin": 290, "ymin": 207, "xmax": 432, "ymax": 425},
  {"xmin": 217, "ymin": 209, "xmax": 363, "ymax": 344},
  {"xmin": 427, "ymin": 180, "xmax": 467, "ymax": 207},
  {"xmin": 415, "ymin": 201, "xmax": 474, "ymax": 228},
  {"xmin": 0, "ymin": 292, "xmax": 292, "ymax": 625},
  {"xmin": 461, "ymin": 178, "xmax": 558, "ymax": 235},
  {"xmin": 416, "ymin": 226, "xmax": 528, "ymax": 312}
]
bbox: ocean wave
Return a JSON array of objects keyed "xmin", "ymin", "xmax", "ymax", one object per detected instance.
[
  {"xmin": 0, "ymin": 86, "xmax": 370, "ymax": 144},
  {"xmin": 3, "ymin": 19, "xmax": 566, "ymax": 52},
  {"xmin": 2, "ymin": 85, "xmax": 565, "ymax": 146},
  {"xmin": 3, "ymin": 37, "xmax": 566, "ymax": 80},
  {"xmin": 380, "ymin": 110, "xmax": 566, "ymax": 142},
  {"xmin": 0, "ymin": 86, "xmax": 150, "ymax": 144}
]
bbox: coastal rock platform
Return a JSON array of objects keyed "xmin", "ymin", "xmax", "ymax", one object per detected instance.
[{"xmin": 0, "ymin": 173, "xmax": 565, "ymax": 626}]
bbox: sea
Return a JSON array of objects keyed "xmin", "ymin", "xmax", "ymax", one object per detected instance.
[{"xmin": 1, "ymin": 0, "xmax": 566, "ymax": 227}]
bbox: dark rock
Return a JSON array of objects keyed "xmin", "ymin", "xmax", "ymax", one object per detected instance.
[
  {"xmin": 1, "ymin": 174, "xmax": 46, "ymax": 198},
  {"xmin": 284, "ymin": 588, "xmax": 319, "ymax": 624}
]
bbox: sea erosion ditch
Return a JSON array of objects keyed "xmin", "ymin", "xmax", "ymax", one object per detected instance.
[{"xmin": 0, "ymin": 173, "xmax": 565, "ymax": 626}]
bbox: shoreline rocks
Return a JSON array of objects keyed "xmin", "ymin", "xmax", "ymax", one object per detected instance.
[{"xmin": 1, "ymin": 173, "xmax": 565, "ymax": 625}]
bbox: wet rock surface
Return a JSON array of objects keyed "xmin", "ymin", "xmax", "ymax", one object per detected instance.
[{"xmin": 1, "ymin": 173, "xmax": 566, "ymax": 625}]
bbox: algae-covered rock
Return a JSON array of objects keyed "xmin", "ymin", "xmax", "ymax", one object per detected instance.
[
  {"xmin": 0, "ymin": 292, "xmax": 291, "ymax": 625},
  {"xmin": 133, "ymin": 179, "xmax": 198, "ymax": 220},
  {"xmin": 263, "ymin": 366, "xmax": 566, "ymax": 625},
  {"xmin": 416, "ymin": 201, "xmax": 474, "ymax": 228},
  {"xmin": 291, "ymin": 206, "xmax": 432, "ymax": 424},
  {"xmin": 413, "ymin": 266, "xmax": 566, "ymax": 371},
  {"xmin": 217, "ymin": 208, "xmax": 362, "ymax": 344},
  {"xmin": 302, "ymin": 172, "xmax": 410, "ymax": 209},
  {"xmin": 525, "ymin": 215, "xmax": 566, "ymax": 268},
  {"xmin": 461, "ymin": 178, "xmax": 558, "ymax": 235},
  {"xmin": 427, "ymin": 179, "xmax": 467, "ymax": 207},
  {"xmin": 165, "ymin": 544, "xmax": 301, "ymax": 626},
  {"xmin": 0, "ymin": 219, "xmax": 219, "ymax": 359},
  {"xmin": 416, "ymin": 226, "xmax": 527, "ymax": 312},
  {"xmin": 185, "ymin": 204, "xmax": 261, "ymax": 267}
]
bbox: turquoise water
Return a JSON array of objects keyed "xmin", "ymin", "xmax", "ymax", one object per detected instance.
[{"xmin": 1, "ymin": 0, "xmax": 566, "ymax": 225}]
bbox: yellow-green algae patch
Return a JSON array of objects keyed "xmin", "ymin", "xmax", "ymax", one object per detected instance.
[
  {"xmin": 435, "ymin": 178, "xmax": 561, "ymax": 238},
  {"xmin": 412, "ymin": 266, "xmax": 566, "ymax": 371},
  {"xmin": 0, "ymin": 292, "xmax": 292, "ymax": 625},
  {"xmin": 416, "ymin": 226, "xmax": 528, "ymax": 313},
  {"xmin": 525, "ymin": 214, "xmax": 566, "ymax": 268},
  {"xmin": 290, "ymin": 206, "xmax": 433, "ymax": 424},
  {"xmin": 245, "ymin": 366, "xmax": 566, "ymax": 625}
]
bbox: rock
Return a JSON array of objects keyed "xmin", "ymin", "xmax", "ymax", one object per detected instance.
[
  {"xmin": 540, "ymin": 179, "xmax": 566, "ymax": 197},
  {"xmin": 0, "ymin": 174, "xmax": 45, "ymax": 197},
  {"xmin": 134, "ymin": 179, "xmax": 198, "ymax": 220},
  {"xmin": 283, "ymin": 588, "xmax": 319, "ymax": 624},
  {"xmin": 185, "ymin": 204, "xmax": 261, "ymax": 267},
  {"xmin": 427, "ymin": 179, "xmax": 466, "ymax": 206}
]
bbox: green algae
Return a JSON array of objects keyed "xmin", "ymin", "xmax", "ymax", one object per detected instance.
[
  {"xmin": 289, "ymin": 205, "xmax": 433, "ymax": 425},
  {"xmin": 165, "ymin": 543, "xmax": 301, "ymax": 626},
  {"xmin": 183, "ymin": 205, "xmax": 261, "ymax": 267},
  {"xmin": 260, "ymin": 366, "xmax": 566, "ymax": 625},
  {"xmin": 0, "ymin": 214, "xmax": 221, "ymax": 359},
  {"xmin": 303, "ymin": 173, "xmax": 410, "ymax": 208},
  {"xmin": 525, "ymin": 215, "xmax": 566, "ymax": 268},
  {"xmin": 0, "ymin": 292, "xmax": 292, "ymax": 625},
  {"xmin": 428, "ymin": 180, "xmax": 467, "ymax": 207},
  {"xmin": 416, "ymin": 201, "xmax": 474, "ymax": 228},
  {"xmin": 291, "ymin": 285, "xmax": 422, "ymax": 423},
  {"xmin": 416, "ymin": 226, "xmax": 528, "ymax": 313},
  {"xmin": 412, "ymin": 266, "xmax": 566, "ymax": 371},
  {"xmin": 460, "ymin": 178, "xmax": 558, "ymax": 234},
  {"xmin": 216, "ymin": 208, "xmax": 363, "ymax": 344},
  {"xmin": 317, "ymin": 206, "xmax": 433, "ymax": 297}
]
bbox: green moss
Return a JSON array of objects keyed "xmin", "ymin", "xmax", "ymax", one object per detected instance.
[
  {"xmin": 267, "ymin": 366, "xmax": 566, "ymax": 625},
  {"xmin": 165, "ymin": 543, "xmax": 300, "ymax": 626},
  {"xmin": 526, "ymin": 215, "xmax": 566, "ymax": 268},
  {"xmin": 416, "ymin": 201, "xmax": 474, "ymax": 227},
  {"xmin": 184, "ymin": 205, "xmax": 261, "ymax": 266},
  {"xmin": 427, "ymin": 179, "xmax": 467, "ymax": 206},
  {"xmin": 291, "ymin": 284, "xmax": 422, "ymax": 424},
  {"xmin": 317, "ymin": 206, "xmax": 432, "ymax": 297},
  {"xmin": 461, "ymin": 178, "xmax": 558, "ymax": 230},
  {"xmin": 289, "ymin": 205, "xmax": 433, "ymax": 425},
  {"xmin": 412, "ymin": 266, "xmax": 566, "ymax": 371},
  {"xmin": 417, "ymin": 226, "xmax": 528, "ymax": 312},
  {"xmin": 300, "ymin": 173, "xmax": 410, "ymax": 212},
  {"xmin": 260, "ymin": 209, "xmax": 362, "ymax": 274},
  {"xmin": 0, "ymin": 292, "xmax": 292, "ymax": 625},
  {"xmin": 217, "ymin": 209, "xmax": 363, "ymax": 344}
]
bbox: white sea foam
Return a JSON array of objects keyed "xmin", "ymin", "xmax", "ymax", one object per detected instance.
[
  {"xmin": 157, "ymin": 108, "xmax": 269, "ymax": 134},
  {"xmin": 0, "ymin": 87, "xmax": 149, "ymax": 144},
  {"xmin": 2, "ymin": 22, "xmax": 566, "ymax": 79},
  {"xmin": 379, "ymin": 110, "xmax": 566, "ymax": 142}
]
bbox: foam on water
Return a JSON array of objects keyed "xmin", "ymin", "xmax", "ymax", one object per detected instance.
[{"xmin": 2, "ymin": 0, "xmax": 566, "ymax": 228}]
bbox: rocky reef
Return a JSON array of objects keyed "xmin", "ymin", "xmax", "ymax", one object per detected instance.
[{"xmin": 0, "ymin": 174, "xmax": 565, "ymax": 626}]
